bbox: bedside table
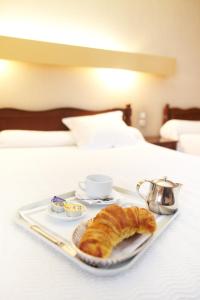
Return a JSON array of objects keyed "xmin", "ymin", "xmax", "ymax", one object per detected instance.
[{"xmin": 145, "ymin": 136, "xmax": 177, "ymax": 150}]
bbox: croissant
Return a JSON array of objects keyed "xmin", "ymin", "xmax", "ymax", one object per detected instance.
[{"xmin": 79, "ymin": 204, "xmax": 156, "ymax": 258}]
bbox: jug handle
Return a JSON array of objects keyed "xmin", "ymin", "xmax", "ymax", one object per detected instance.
[{"xmin": 136, "ymin": 180, "xmax": 152, "ymax": 201}]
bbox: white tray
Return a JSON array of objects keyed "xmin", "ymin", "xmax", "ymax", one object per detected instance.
[{"xmin": 16, "ymin": 186, "xmax": 179, "ymax": 276}]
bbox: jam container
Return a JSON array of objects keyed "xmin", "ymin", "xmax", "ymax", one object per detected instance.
[{"xmin": 51, "ymin": 196, "xmax": 65, "ymax": 213}]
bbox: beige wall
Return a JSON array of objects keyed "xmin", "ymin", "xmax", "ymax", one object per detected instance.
[{"xmin": 0, "ymin": 0, "xmax": 200, "ymax": 135}]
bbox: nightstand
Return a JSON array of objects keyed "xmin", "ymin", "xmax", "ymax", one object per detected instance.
[{"xmin": 145, "ymin": 136, "xmax": 177, "ymax": 150}]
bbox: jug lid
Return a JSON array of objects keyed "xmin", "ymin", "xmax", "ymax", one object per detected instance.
[{"xmin": 154, "ymin": 177, "xmax": 178, "ymax": 188}]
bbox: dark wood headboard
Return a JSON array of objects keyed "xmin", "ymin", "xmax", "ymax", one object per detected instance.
[
  {"xmin": 0, "ymin": 104, "xmax": 132, "ymax": 131},
  {"xmin": 163, "ymin": 104, "xmax": 200, "ymax": 124}
]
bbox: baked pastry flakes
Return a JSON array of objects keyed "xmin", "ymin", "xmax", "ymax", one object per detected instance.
[{"xmin": 79, "ymin": 204, "xmax": 156, "ymax": 258}]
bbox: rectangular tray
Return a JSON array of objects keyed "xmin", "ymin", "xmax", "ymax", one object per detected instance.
[{"xmin": 16, "ymin": 186, "xmax": 179, "ymax": 276}]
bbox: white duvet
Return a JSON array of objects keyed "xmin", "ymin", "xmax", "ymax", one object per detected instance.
[{"xmin": 1, "ymin": 143, "xmax": 200, "ymax": 300}]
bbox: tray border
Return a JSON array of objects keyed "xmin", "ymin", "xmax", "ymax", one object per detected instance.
[{"xmin": 16, "ymin": 187, "xmax": 179, "ymax": 276}]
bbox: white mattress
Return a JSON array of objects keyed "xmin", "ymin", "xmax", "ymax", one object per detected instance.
[{"xmin": 1, "ymin": 143, "xmax": 200, "ymax": 300}]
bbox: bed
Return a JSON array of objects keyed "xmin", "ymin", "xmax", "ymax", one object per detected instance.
[
  {"xmin": 0, "ymin": 104, "xmax": 132, "ymax": 130},
  {"xmin": 163, "ymin": 104, "xmax": 200, "ymax": 123},
  {"xmin": 161, "ymin": 104, "xmax": 200, "ymax": 155},
  {"xmin": 1, "ymin": 104, "xmax": 200, "ymax": 300},
  {"xmin": 0, "ymin": 104, "xmax": 134, "ymax": 148}
]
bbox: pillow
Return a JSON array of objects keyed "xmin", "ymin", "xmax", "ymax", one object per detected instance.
[
  {"xmin": 62, "ymin": 111, "xmax": 126, "ymax": 130},
  {"xmin": 160, "ymin": 119, "xmax": 200, "ymax": 140},
  {"xmin": 62, "ymin": 111, "xmax": 144, "ymax": 149},
  {"xmin": 78, "ymin": 126, "xmax": 144, "ymax": 149},
  {"xmin": 178, "ymin": 134, "xmax": 200, "ymax": 156},
  {"xmin": 0, "ymin": 130, "xmax": 76, "ymax": 148}
]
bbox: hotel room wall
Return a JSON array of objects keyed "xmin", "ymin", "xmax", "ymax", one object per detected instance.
[{"xmin": 0, "ymin": 0, "xmax": 200, "ymax": 135}]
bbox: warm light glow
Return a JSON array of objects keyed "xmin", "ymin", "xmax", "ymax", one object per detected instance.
[
  {"xmin": 0, "ymin": 2, "xmax": 142, "ymax": 52},
  {"xmin": 95, "ymin": 68, "xmax": 138, "ymax": 91},
  {"xmin": 0, "ymin": 22, "xmax": 121, "ymax": 51},
  {"xmin": 0, "ymin": 59, "xmax": 11, "ymax": 74}
]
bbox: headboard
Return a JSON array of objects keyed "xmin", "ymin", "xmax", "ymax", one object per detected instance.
[
  {"xmin": 163, "ymin": 104, "xmax": 200, "ymax": 124},
  {"xmin": 0, "ymin": 104, "xmax": 132, "ymax": 131}
]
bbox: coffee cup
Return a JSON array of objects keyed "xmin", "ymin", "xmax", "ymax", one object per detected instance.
[{"xmin": 79, "ymin": 174, "xmax": 113, "ymax": 199}]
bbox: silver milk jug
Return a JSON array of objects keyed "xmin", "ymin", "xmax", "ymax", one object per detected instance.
[{"xmin": 136, "ymin": 177, "xmax": 182, "ymax": 215}]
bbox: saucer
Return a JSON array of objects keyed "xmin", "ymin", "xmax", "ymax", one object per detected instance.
[{"xmin": 75, "ymin": 189, "xmax": 119, "ymax": 206}]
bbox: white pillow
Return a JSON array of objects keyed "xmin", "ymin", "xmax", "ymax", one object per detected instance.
[
  {"xmin": 79, "ymin": 126, "xmax": 144, "ymax": 149},
  {"xmin": 63, "ymin": 111, "xmax": 125, "ymax": 130},
  {"xmin": 178, "ymin": 134, "xmax": 200, "ymax": 156},
  {"xmin": 62, "ymin": 111, "xmax": 144, "ymax": 149},
  {"xmin": 160, "ymin": 119, "xmax": 200, "ymax": 140},
  {"xmin": 0, "ymin": 130, "xmax": 76, "ymax": 148}
]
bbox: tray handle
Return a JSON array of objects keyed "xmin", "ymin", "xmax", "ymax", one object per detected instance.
[
  {"xmin": 30, "ymin": 225, "xmax": 61, "ymax": 246},
  {"xmin": 30, "ymin": 225, "xmax": 77, "ymax": 257}
]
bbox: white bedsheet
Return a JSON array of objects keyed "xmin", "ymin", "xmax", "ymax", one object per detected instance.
[{"xmin": 1, "ymin": 143, "xmax": 200, "ymax": 300}]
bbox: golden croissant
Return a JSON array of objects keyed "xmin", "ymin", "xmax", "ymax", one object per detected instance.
[{"xmin": 79, "ymin": 204, "xmax": 156, "ymax": 258}]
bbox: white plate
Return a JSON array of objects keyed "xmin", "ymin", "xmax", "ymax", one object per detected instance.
[
  {"xmin": 72, "ymin": 220, "xmax": 153, "ymax": 267},
  {"xmin": 47, "ymin": 205, "xmax": 87, "ymax": 221},
  {"xmin": 75, "ymin": 189, "xmax": 120, "ymax": 206}
]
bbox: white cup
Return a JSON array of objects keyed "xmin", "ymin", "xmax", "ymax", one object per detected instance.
[{"xmin": 79, "ymin": 174, "xmax": 113, "ymax": 199}]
